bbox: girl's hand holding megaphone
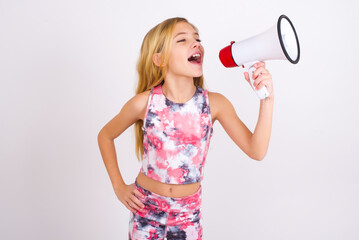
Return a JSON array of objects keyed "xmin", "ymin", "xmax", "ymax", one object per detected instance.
[{"xmin": 243, "ymin": 61, "xmax": 274, "ymax": 101}]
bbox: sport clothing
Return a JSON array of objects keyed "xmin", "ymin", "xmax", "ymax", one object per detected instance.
[
  {"xmin": 129, "ymin": 180, "xmax": 203, "ymax": 240},
  {"xmin": 140, "ymin": 84, "xmax": 213, "ymax": 184}
]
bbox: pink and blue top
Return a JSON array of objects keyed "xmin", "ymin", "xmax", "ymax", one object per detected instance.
[{"xmin": 141, "ymin": 83, "xmax": 213, "ymax": 184}]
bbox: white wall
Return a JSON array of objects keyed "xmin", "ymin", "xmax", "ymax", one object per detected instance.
[{"xmin": 1, "ymin": 0, "xmax": 358, "ymax": 239}]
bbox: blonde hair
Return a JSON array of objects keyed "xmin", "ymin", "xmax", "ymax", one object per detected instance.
[{"xmin": 134, "ymin": 17, "xmax": 204, "ymax": 161}]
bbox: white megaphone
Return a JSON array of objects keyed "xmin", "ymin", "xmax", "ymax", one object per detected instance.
[{"xmin": 219, "ymin": 15, "xmax": 300, "ymax": 99}]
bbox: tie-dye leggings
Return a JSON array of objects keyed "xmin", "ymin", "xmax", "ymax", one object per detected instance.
[{"xmin": 128, "ymin": 180, "xmax": 203, "ymax": 240}]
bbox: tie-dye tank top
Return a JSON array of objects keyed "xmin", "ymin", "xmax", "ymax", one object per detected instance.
[{"xmin": 141, "ymin": 83, "xmax": 213, "ymax": 184}]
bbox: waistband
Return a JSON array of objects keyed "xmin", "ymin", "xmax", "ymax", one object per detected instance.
[{"xmin": 135, "ymin": 180, "xmax": 202, "ymax": 212}]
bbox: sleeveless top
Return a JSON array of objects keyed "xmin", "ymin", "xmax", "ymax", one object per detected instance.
[{"xmin": 140, "ymin": 83, "xmax": 213, "ymax": 184}]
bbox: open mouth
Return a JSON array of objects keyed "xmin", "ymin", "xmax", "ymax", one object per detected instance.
[{"xmin": 188, "ymin": 53, "xmax": 201, "ymax": 64}]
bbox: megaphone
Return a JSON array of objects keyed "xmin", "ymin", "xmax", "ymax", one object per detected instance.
[{"xmin": 219, "ymin": 14, "xmax": 300, "ymax": 99}]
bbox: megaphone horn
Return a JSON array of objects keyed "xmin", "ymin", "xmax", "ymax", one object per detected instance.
[{"xmin": 219, "ymin": 15, "xmax": 300, "ymax": 99}]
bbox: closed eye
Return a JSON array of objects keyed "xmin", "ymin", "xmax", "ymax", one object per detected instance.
[{"xmin": 177, "ymin": 39, "xmax": 201, "ymax": 43}]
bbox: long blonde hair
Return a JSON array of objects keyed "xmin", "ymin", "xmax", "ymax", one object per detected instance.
[{"xmin": 135, "ymin": 17, "xmax": 204, "ymax": 161}]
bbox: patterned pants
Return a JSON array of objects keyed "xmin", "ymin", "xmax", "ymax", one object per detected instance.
[{"xmin": 128, "ymin": 180, "xmax": 203, "ymax": 240}]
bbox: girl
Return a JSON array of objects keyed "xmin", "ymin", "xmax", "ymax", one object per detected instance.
[{"xmin": 98, "ymin": 17, "xmax": 273, "ymax": 240}]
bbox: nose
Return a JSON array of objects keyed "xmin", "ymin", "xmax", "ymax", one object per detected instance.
[{"xmin": 192, "ymin": 40, "xmax": 201, "ymax": 49}]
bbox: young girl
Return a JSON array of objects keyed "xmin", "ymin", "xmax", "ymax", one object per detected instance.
[{"xmin": 98, "ymin": 17, "xmax": 273, "ymax": 240}]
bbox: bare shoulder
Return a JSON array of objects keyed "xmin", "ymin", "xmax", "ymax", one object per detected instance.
[
  {"xmin": 208, "ymin": 91, "xmax": 228, "ymax": 103},
  {"xmin": 127, "ymin": 90, "xmax": 151, "ymax": 121},
  {"xmin": 208, "ymin": 91, "xmax": 233, "ymax": 122},
  {"xmin": 130, "ymin": 90, "xmax": 151, "ymax": 107},
  {"xmin": 98, "ymin": 90, "xmax": 151, "ymax": 139}
]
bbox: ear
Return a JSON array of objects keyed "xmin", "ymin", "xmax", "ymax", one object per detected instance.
[{"xmin": 152, "ymin": 53, "xmax": 163, "ymax": 67}]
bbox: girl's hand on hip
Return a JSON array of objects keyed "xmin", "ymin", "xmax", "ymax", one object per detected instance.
[
  {"xmin": 115, "ymin": 183, "xmax": 146, "ymax": 214},
  {"xmin": 243, "ymin": 61, "xmax": 274, "ymax": 100}
]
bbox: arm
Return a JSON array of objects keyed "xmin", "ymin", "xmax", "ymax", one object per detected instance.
[
  {"xmin": 97, "ymin": 91, "xmax": 149, "ymax": 213},
  {"xmin": 251, "ymin": 98, "xmax": 274, "ymax": 160},
  {"xmin": 246, "ymin": 61, "xmax": 274, "ymax": 160},
  {"xmin": 211, "ymin": 61, "xmax": 274, "ymax": 161}
]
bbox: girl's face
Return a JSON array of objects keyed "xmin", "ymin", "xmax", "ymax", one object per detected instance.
[{"xmin": 166, "ymin": 22, "xmax": 204, "ymax": 80}]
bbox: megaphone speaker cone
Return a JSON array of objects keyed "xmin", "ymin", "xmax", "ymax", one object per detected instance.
[{"xmin": 277, "ymin": 15, "xmax": 300, "ymax": 64}]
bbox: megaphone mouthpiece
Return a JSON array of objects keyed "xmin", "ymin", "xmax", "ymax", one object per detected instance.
[{"xmin": 219, "ymin": 41, "xmax": 237, "ymax": 67}]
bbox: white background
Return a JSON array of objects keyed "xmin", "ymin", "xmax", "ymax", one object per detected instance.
[{"xmin": 1, "ymin": 0, "xmax": 358, "ymax": 239}]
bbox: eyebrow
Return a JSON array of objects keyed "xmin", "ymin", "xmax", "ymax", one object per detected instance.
[{"xmin": 174, "ymin": 32, "xmax": 199, "ymax": 38}]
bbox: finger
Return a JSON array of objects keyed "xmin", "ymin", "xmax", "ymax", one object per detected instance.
[
  {"xmin": 253, "ymin": 74, "xmax": 272, "ymax": 90},
  {"xmin": 133, "ymin": 188, "xmax": 146, "ymax": 200},
  {"xmin": 255, "ymin": 79, "xmax": 272, "ymax": 91},
  {"xmin": 130, "ymin": 194, "xmax": 145, "ymax": 210},
  {"xmin": 132, "ymin": 189, "xmax": 146, "ymax": 208},
  {"xmin": 254, "ymin": 61, "xmax": 266, "ymax": 68},
  {"xmin": 125, "ymin": 201, "xmax": 137, "ymax": 214},
  {"xmin": 252, "ymin": 67, "xmax": 268, "ymax": 80},
  {"xmin": 254, "ymin": 76, "xmax": 272, "ymax": 90},
  {"xmin": 243, "ymin": 72, "xmax": 250, "ymax": 82},
  {"xmin": 253, "ymin": 72, "xmax": 271, "ymax": 83},
  {"xmin": 252, "ymin": 72, "xmax": 269, "ymax": 85},
  {"xmin": 255, "ymin": 80, "xmax": 268, "ymax": 90}
]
